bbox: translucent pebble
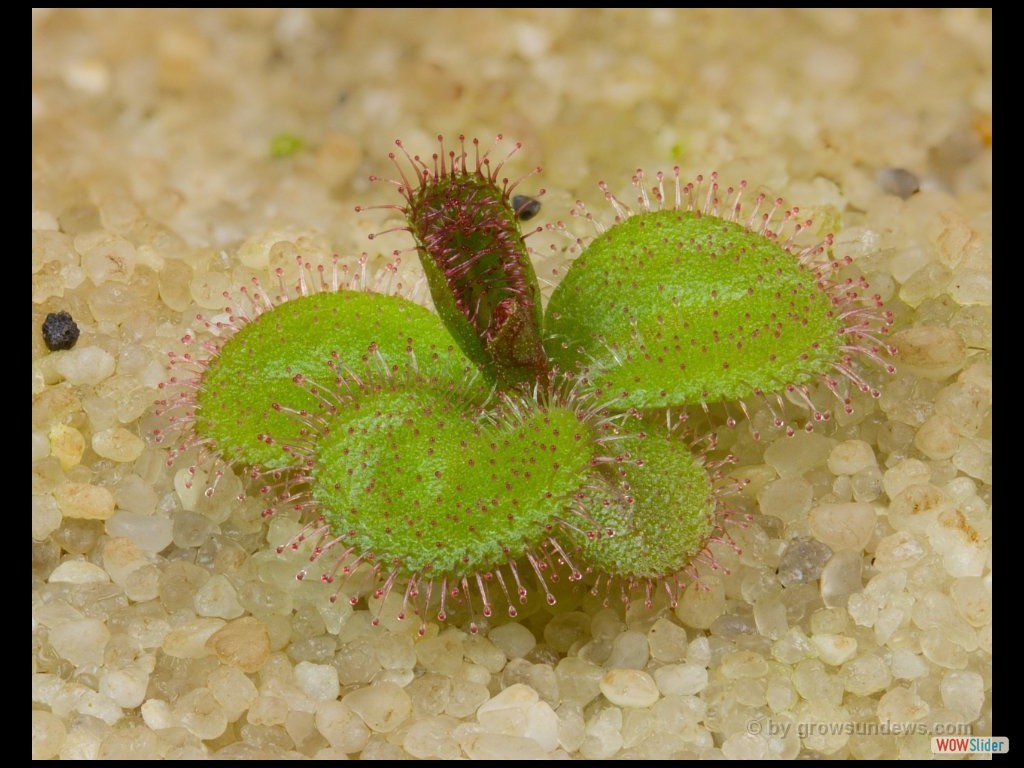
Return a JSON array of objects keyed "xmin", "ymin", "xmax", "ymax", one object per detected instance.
[
  {"xmin": 193, "ymin": 574, "xmax": 244, "ymax": 619},
  {"xmin": 53, "ymin": 346, "xmax": 117, "ymax": 386},
  {"xmin": 189, "ymin": 270, "xmax": 233, "ymax": 309},
  {"xmin": 882, "ymin": 458, "xmax": 931, "ymax": 499},
  {"xmin": 929, "ymin": 510, "xmax": 988, "ymax": 577},
  {"xmin": 934, "ymin": 382, "xmax": 990, "ymax": 436},
  {"xmin": 106, "ymin": 511, "xmax": 173, "ymax": 552},
  {"xmin": 32, "ymin": 709, "xmax": 67, "ymax": 759},
  {"xmin": 827, "ymin": 439, "xmax": 877, "ymax": 475},
  {"xmin": 819, "ymin": 551, "xmax": 863, "ymax": 609},
  {"xmin": 750, "ymin": 595, "xmax": 787, "ymax": 640},
  {"xmin": 811, "ymin": 634, "xmax": 858, "ymax": 666},
  {"xmin": 293, "ymin": 661, "xmax": 340, "ymax": 701},
  {"xmin": 872, "ymin": 530, "xmax": 926, "ymax": 570},
  {"xmin": 445, "ymin": 679, "xmax": 491, "ymax": 719},
  {"xmin": 403, "ymin": 715, "xmax": 462, "ymax": 759},
  {"xmin": 920, "ymin": 628, "xmax": 968, "ymax": 668},
  {"xmin": 842, "ymin": 654, "xmax": 891, "ymax": 695},
  {"xmin": 913, "ymin": 415, "xmax": 960, "ymax": 460},
  {"xmin": 416, "ymin": 629, "xmax": 466, "ymax": 675},
  {"xmin": 851, "ymin": 467, "xmax": 883, "ymax": 503},
  {"xmin": 892, "ymin": 326, "xmax": 966, "ymax": 380},
  {"xmin": 375, "ymin": 632, "xmax": 417, "ymax": 671},
  {"xmin": 54, "ymin": 481, "xmax": 116, "ymax": 520},
  {"xmin": 599, "ymin": 669, "xmax": 660, "ymax": 708},
  {"xmin": 203, "ymin": 617, "xmax": 270, "ymax": 671},
  {"xmin": 91, "ymin": 426, "xmax": 145, "ymax": 462},
  {"xmin": 580, "ymin": 706, "xmax": 623, "ymax": 759},
  {"xmin": 334, "ymin": 637, "xmax": 380, "ymax": 685},
  {"xmin": 605, "ymin": 630, "xmax": 649, "ymax": 670},
  {"xmin": 674, "ymin": 575, "xmax": 725, "ymax": 629},
  {"xmin": 342, "ymin": 682, "xmax": 412, "ymax": 733},
  {"xmin": 765, "ymin": 677, "xmax": 797, "ymax": 713},
  {"xmin": 523, "ymin": 701, "xmax": 560, "ymax": 751},
  {"xmin": 49, "ymin": 617, "xmax": 111, "ymax": 666},
  {"xmin": 172, "ymin": 510, "xmax": 217, "ymax": 549},
  {"xmin": 556, "ymin": 656, "xmax": 603, "ymax": 706},
  {"xmin": 247, "ymin": 695, "xmax": 290, "ymax": 727},
  {"xmin": 722, "ymin": 731, "xmax": 772, "ymax": 760},
  {"xmin": 763, "ymin": 432, "xmax": 836, "ymax": 478},
  {"xmin": 99, "ymin": 667, "xmax": 150, "ymax": 709},
  {"xmin": 406, "ymin": 673, "xmax": 451, "ymax": 718},
  {"xmin": 809, "ymin": 502, "xmax": 876, "ymax": 552},
  {"xmin": 543, "ymin": 611, "xmax": 591, "ymax": 653},
  {"xmin": 161, "ymin": 617, "xmax": 224, "ymax": 659},
  {"xmin": 796, "ymin": 700, "xmax": 849, "ymax": 754},
  {"xmin": 793, "ymin": 659, "xmax": 842, "ymax": 704},
  {"xmin": 950, "ymin": 576, "xmax": 991, "ymax": 627},
  {"xmin": 720, "ymin": 650, "xmax": 769, "ymax": 679},
  {"xmin": 647, "ymin": 618, "xmax": 688, "ymax": 663},
  {"xmin": 899, "ymin": 261, "xmax": 952, "ymax": 307},
  {"xmin": 101, "ymin": 537, "xmax": 148, "ymax": 587},
  {"xmin": 777, "ymin": 537, "xmax": 833, "ymax": 587},
  {"xmin": 315, "ymin": 700, "xmax": 370, "ymax": 753},
  {"xmin": 949, "ymin": 269, "xmax": 992, "ymax": 306},
  {"xmin": 940, "ymin": 670, "xmax": 985, "ymax": 721},
  {"xmin": 952, "ymin": 438, "xmax": 991, "ymax": 484},
  {"xmin": 464, "ymin": 635, "xmax": 507, "ymax": 673},
  {"xmin": 591, "ymin": 607, "xmax": 626, "ymax": 640},
  {"xmin": 877, "ymin": 167, "xmax": 920, "ymax": 198},
  {"xmin": 48, "ymin": 423, "xmax": 85, "ymax": 468},
  {"xmin": 489, "ymin": 622, "xmax": 537, "ymax": 660},
  {"xmin": 654, "ymin": 663, "xmax": 708, "ymax": 696},
  {"xmin": 208, "ymin": 664, "xmax": 258, "ymax": 721},
  {"xmin": 175, "ymin": 687, "xmax": 228, "ymax": 740},
  {"xmin": 877, "ymin": 686, "xmax": 928, "ymax": 723},
  {"xmin": 461, "ymin": 731, "xmax": 551, "ymax": 760},
  {"xmin": 889, "ymin": 649, "xmax": 928, "ymax": 680},
  {"xmin": 49, "ymin": 560, "xmax": 110, "ymax": 584},
  {"xmin": 477, "ymin": 683, "xmax": 538, "ymax": 734}
]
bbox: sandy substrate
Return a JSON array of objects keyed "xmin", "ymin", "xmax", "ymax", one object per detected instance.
[{"xmin": 32, "ymin": 9, "xmax": 991, "ymax": 759}]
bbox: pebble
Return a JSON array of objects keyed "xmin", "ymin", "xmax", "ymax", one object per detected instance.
[
  {"xmin": 882, "ymin": 458, "xmax": 932, "ymax": 499},
  {"xmin": 580, "ymin": 706, "xmax": 623, "ymax": 759},
  {"xmin": 32, "ymin": 710, "xmax": 67, "ymax": 760},
  {"xmin": 476, "ymin": 683, "xmax": 537, "ymax": 734},
  {"xmin": 777, "ymin": 537, "xmax": 833, "ymax": 586},
  {"xmin": 812, "ymin": 633, "xmax": 859, "ymax": 670},
  {"xmin": 92, "ymin": 427, "xmax": 145, "ymax": 462},
  {"xmin": 653, "ymin": 663, "xmax": 708, "ymax": 696},
  {"xmin": 556, "ymin": 656, "xmax": 603, "ymax": 706},
  {"xmin": 342, "ymin": 682, "xmax": 412, "ymax": 733},
  {"xmin": 892, "ymin": 327, "xmax": 966, "ymax": 380},
  {"xmin": 208, "ymin": 665, "xmax": 258, "ymax": 721},
  {"xmin": 49, "ymin": 617, "xmax": 111, "ymax": 667},
  {"xmin": 42, "ymin": 310, "xmax": 81, "ymax": 351},
  {"xmin": 49, "ymin": 560, "xmax": 110, "ymax": 584},
  {"xmin": 827, "ymin": 439, "xmax": 877, "ymax": 475},
  {"xmin": 54, "ymin": 482, "xmax": 116, "ymax": 520},
  {"xmin": 913, "ymin": 414, "xmax": 960, "ymax": 459},
  {"xmin": 204, "ymin": 616, "xmax": 271, "ymax": 672},
  {"xmin": 461, "ymin": 731, "xmax": 551, "ymax": 760},
  {"xmin": 877, "ymin": 167, "xmax": 920, "ymax": 198},
  {"xmin": 819, "ymin": 550, "xmax": 863, "ymax": 609},
  {"xmin": 950, "ymin": 576, "xmax": 991, "ymax": 626},
  {"xmin": 877, "ymin": 686, "xmax": 929, "ymax": 723},
  {"xmin": 764, "ymin": 432, "xmax": 836, "ymax": 477},
  {"xmin": 314, "ymin": 700, "xmax": 370, "ymax": 753},
  {"xmin": 193, "ymin": 574, "xmax": 245, "ymax": 619},
  {"xmin": 175, "ymin": 687, "xmax": 228, "ymax": 740},
  {"xmin": 99, "ymin": 667, "xmax": 150, "ymax": 709},
  {"xmin": 106, "ymin": 511, "xmax": 173, "ymax": 552},
  {"xmin": 599, "ymin": 669, "xmax": 660, "ymax": 708},
  {"xmin": 757, "ymin": 477, "xmax": 814, "ymax": 523},
  {"xmin": 543, "ymin": 611, "xmax": 591, "ymax": 653},
  {"xmin": 489, "ymin": 622, "xmax": 537, "ymax": 660},
  {"xmin": 889, "ymin": 649, "xmax": 929, "ymax": 680},
  {"xmin": 53, "ymin": 345, "xmax": 117, "ymax": 386},
  {"xmin": 605, "ymin": 630, "xmax": 649, "ymax": 669},
  {"xmin": 293, "ymin": 661, "xmax": 340, "ymax": 701},
  {"xmin": 674, "ymin": 576, "xmax": 725, "ymax": 629},
  {"xmin": 952, "ymin": 438, "xmax": 991, "ymax": 484},
  {"xmin": 445, "ymin": 679, "xmax": 491, "ymax": 718},
  {"xmin": 872, "ymin": 530, "xmax": 926, "ymax": 570},
  {"xmin": 403, "ymin": 715, "xmax": 462, "ymax": 759},
  {"xmin": 646, "ymin": 618, "xmax": 688, "ymax": 663},
  {"xmin": 940, "ymin": 670, "xmax": 985, "ymax": 721},
  {"xmin": 416, "ymin": 630, "xmax": 466, "ymax": 676},
  {"xmin": 48, "ymin": 424, "xmax": 85, "ymax": 468},
  {"xmin": 720, "ymin": 650, "xmax": 770, "ymax": 679},
  {"xmin": 809, "ymin": 502, "xmax": 876, "ymax": 551},
  {"xmin": 102, "ymin": 536, "xmax": 149, "ymax": 585}
]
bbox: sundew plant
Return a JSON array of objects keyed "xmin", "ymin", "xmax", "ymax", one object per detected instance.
[{"xmin": 159, "ymin": 134, "xmax": 893, "ymax": 634}]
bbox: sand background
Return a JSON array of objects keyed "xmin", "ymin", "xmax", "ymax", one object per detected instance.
[{"xmin": 33, "ymin": 9, "xmax": 991, "ymax": 759}]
